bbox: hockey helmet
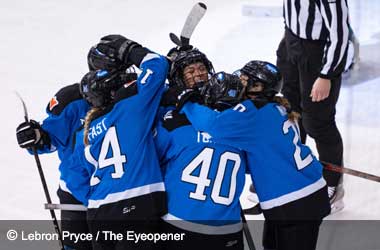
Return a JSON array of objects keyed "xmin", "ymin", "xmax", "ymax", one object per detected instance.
[
  {"xmin": 238, "ymin": 60, "xmax": 282, "ymax": 98},
  {"xmin": 79, "ymin": 69, "xmax": 137, "ymax": 107},
  {"xmin": 204, "ymin": 71, "xmax": 244, "ymax": 110},
  {"xmin": 168, "ymin": 47, "xmax": 214, "ymax": 89}
]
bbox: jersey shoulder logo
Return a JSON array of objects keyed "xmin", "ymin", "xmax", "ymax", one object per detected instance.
[
  {"xmin": 197, "ymin": 131, "xmax": 213, "ymax": 143},
  {"xmin": 49, "ymin": 96, "xmax": 59, "ymax": 111}
]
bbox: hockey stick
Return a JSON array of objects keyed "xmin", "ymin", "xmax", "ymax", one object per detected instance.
[
  {"xmin": 15, "ymin": 92, "xmax": 65, "ymax": 250},
  {"xmin": 241, "ymin": 208, "xmax": 257, "ymax": 250},
  {"xmin": 45, "ymin": 203, "xmax": 87, "ymax": 211},
  {"xmin": 321, "ymin": 161, "xmax": 380, "ymax": 183},
  {"xmin": 169, "ymin": 2, "xmax": 207, "ymax": 46},
  {"xmin": 243, "ymin": 162, "xmax": 380, "ymax": 215}
]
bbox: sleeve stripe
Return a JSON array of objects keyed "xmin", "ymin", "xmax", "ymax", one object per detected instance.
[
  {"xmin": 333, "ymin": 0, "xmax": 349, "ymax": 72},
  {"xmin": 140, "ymin": 53, "xmax": 160, "ymax": 65},
  {"xmin": 320, "ymin": 0, "xmax": 349, "ymax": 75}
]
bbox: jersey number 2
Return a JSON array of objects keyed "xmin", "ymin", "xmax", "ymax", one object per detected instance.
[
  {"xmin": 181, "ymin": 148, "xmax": 241, "ymax": 206},
  {"xmin": 282, "ymin": 120, "xmax": 313, "ymax": 170}
]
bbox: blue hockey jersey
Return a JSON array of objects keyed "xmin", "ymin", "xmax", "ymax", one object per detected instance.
[
  {"xmin": 35, "ymin": 83, "xmax": 90, "ymax": 194},
  {"xmin": 182, "ymin": 100, "xmax": 326, "ymax": 211},
  {"xmin": 64, "ymin": 52, "xmax": 168, "ymax": 208},
  {"xmin": 154, "ymin": 109, "xmax": 246, "ymax": 234}
]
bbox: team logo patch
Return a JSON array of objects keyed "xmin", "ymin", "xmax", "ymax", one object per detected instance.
[{"xmin": 49, "ymin": 96, "xmax": 59, "ymax": 111}]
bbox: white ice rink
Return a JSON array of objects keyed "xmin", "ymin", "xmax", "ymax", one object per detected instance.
[{"xmin": 1, "ymin": 0, "xmax": 379, "ymax": 226}]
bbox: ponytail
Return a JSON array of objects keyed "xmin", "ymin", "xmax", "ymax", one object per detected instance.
[
  {"xmin": 272, "ymin": 96, "xmax": 300, "ymax": 123},
  {"xmin": 83, "ymin": 107, "xmax": 103, "ymax": 146}
]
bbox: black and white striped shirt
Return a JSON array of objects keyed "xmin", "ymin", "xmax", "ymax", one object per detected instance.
[{"xmin": 283, "ymin": 0, "xmax": 350, "ymax": 78}]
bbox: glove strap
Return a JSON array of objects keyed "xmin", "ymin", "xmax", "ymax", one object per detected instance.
[{"xmin": 118, "ymin": 40, "xmax": 140, "ymax": 62}]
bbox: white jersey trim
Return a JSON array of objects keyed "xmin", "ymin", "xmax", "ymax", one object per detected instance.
[
  {"xmin": 59, "ymin": 180, "xmax": 72, "ymax": 194},
  {"xmin": 162, "ymin": 213, "xmax": 242, "ymax": 235},
  {"xmin": 141, "ymin": 53, "xmax": 160, "ymax": 65},
  {"xmin": 260, "ymin": 177, "xmax": 326, "ymax": 210},
  {"xmin": 88, "ymin": 182, "xmax": 165, "ymax": 209}
]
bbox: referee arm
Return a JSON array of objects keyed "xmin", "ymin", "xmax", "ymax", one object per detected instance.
[{"xmin": 311, "ymin": 0, "xmax": 350, "ymax": 102}]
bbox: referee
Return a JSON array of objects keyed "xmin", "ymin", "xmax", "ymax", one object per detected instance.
[{"xmin": 276, "ymin": 0, "xmax": 349, "ymax": 213}]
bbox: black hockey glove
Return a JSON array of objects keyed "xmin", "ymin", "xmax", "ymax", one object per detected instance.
[
  {"xmin": 96, "ymin": 35, "xmax": 142, "ymax": 66},
  {"xmin": 16, "ymin": 120, "xmax": 50, "ymax": 149},
  {"xmin": 160, "ymin": 86, "xmax": 184, "ymax": 107},
  {"xmin": 176, "ymin": 88, "xmax": 203, "ymax": 111},
  {"xmin": 167, "ymin": 45, "xmax": 194, "ymax": 61},
  {"xmin": 87, "ymin": 46, "xmax": 121, "ymax": 71}
]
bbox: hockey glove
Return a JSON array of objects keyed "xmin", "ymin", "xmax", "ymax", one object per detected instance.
[
  {"xmin": 166, "ymin": 45, "xmax": 194, "ymax": 61},
  {"xmin": 160, "ymin": 86, "xmax": 184, "ymax": 107},
  {"xmin": 16, "ymin": 120, "xmax": 50, "ymax": 149},
  {"xmin": 96, "ymin": 35, "xmax": 142, "ymax": 66},
  {"xmin": 176, "ymin": 88, "xmax": 203, "ymax": 111},
  {"xmin": 87, "ymin": 46, "xmax": 122, "ymax": 71}
]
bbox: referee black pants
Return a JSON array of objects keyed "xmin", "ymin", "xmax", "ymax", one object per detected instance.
[{"xmin": 276, "ymin": 28, "xmax": 343, "ymax": 186}]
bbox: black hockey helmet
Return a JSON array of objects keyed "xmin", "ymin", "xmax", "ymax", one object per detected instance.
[
  {"xmin": 168, "ymin": 47, "xmax": 214, "ymax": 88},
  {"xmin": 79, "ymin": 69, "xmax": 137, "ymax": 107},
  {"xmin": 204, "ymin": 72, "xmax": 244, "ymax": 110},
  {"xmin": 238, "ymin": 60, "xmax": 282, "ymax": 98}
]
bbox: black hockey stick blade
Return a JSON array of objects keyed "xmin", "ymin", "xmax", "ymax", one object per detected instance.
[
  {"xmin": 15, "ymin": 91, "xmax": 29, "ymax": 122},
  {"xmin": 243, "ymin": 203, "xmax": 262, "ymax": 215},
  {"xmin": 169, "ymin": 32, "xmax": 182, "ymax": 46},
  {"xmin": 179, "ymin": 2, "xmax": 207, "ymax": 46}
]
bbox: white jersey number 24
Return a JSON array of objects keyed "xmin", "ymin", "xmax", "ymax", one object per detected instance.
[{"xmin": 86, "ymin": 126, "xmax": 127, "ymax": 186}]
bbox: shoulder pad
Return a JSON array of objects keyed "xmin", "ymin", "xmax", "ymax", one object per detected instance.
[
  {"xmin": 162, "ymin": 110, "xmax": 191, "ymax": 132},
  {"xmin": 250, "ymin": 99, "xmax": 269, "ymax": 109},
  {"xmin": 46, "ymin": 83, "xmax": 83, "ymax": 115}
]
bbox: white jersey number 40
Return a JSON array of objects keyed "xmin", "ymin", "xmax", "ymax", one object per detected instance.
[{"xmin": 181, "ymin": 147, "xmax": 241, "ymax": 206}]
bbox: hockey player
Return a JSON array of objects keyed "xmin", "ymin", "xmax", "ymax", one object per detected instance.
[
  {"xmin": 155, "ymin": 68, "xmax": 247, "ymax": 250},
  {"xmin": 159, "ymin": 46, "xmax": 215, "ymax": 110},
  {"xmin": 15, "ymin": 70, "xmax": 95, "ymax": 250},
  {"xmin": 16, "ymin": 85, "xmax": 92, "ymax": 250},
  {"xmin": 179, "ymin": 61, "xmax": 331, "ymax": 250},
  {"xmin": 64, "ymin": 35, "xmax": 168, "ymax": 250},
  {"xmin": 14, "ymin": 39, "xmax": 132, "ymax": 250}
]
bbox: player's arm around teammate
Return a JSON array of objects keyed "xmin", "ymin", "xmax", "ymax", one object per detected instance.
[
  {"xmin": 180, "ymin": 61, "xmax": 330, "ymax": 250},
  {"xmin": 154, "ymin": 46, "xmax": 247, "ymax": 250}
]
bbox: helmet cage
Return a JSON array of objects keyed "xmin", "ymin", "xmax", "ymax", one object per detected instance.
[{"xmin": 169, "ymin": 48, "xmax": 214, "ymax": 89}]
